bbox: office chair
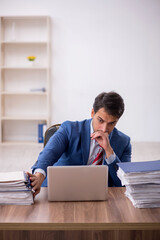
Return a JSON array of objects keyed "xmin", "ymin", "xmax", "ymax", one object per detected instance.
[{"xmin": 43, "ymin": 124, "xmax": 61, "ymax": 147}]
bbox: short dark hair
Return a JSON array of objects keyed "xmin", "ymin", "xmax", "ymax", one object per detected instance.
[{"xmin": 93, "ymin": 91, "xmax": 125, "ymax": 118}]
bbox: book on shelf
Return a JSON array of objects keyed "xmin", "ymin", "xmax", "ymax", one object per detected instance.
[
  {"xmin": 117, "ymin": 160, "xmax": 160, "ymax": 208},
  {"xmin": 0, "ymin": 171, "xmax": 34, "ymax": 205},
  {"xmin": 30, "ymin": 87, "xmax": 46, "ymax": 92}
]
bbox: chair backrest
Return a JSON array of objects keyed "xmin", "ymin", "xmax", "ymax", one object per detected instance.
[{"xmin": 44, "ymin": 124, "xmax": 61, "ymax": 147}]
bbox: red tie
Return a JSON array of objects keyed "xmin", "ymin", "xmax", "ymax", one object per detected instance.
[{"xmin": 92, "ymin": 147, "xmax": 103, "ymax": 165}]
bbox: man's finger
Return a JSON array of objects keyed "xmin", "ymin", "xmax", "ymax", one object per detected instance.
[{"xmin": 26, "ymin": 172, "xmax": 34, "ymax": 177}]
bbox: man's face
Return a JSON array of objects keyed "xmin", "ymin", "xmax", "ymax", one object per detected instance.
[{"xmin": 91, "ymin": 107, "xmax": 118, "ymax": 134}]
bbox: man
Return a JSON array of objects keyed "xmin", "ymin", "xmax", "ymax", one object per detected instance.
[{"xmin": 28, "ymin": 91, "xmax": 131, "ymax": 197}]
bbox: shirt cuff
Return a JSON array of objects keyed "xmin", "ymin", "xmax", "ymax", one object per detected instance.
[
  {"xmin": 105, "ymin": 152, "xmax": 116, "ymax": 164},
  {"xmin": 34, "ymin": 168, "xmax": 46, "ymax": 178}
]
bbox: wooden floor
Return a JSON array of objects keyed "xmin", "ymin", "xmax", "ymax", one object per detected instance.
[{"xmin": 0, "ymin": 142, "xmax": 160, "ymax": 173}]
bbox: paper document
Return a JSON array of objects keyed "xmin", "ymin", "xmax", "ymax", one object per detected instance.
[
  {"xmin": 0, "ymin": 171, "xmax": 26, "ymax": 182},
  {"xmin": 117, "ymin": 160, "xmax": 160, "ymax": 208},
  {"xmin": 0, "ymin": 171, "xmax": 34, "ymax": 205}
]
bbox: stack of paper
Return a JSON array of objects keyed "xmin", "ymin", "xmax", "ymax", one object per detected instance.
[
  {"xmin": 117, "ymin": 160, "xmax": 160, "ymax": 208},
  {"xmin": 0, "ymin": 171, "xmax": 34, "ymax": 205}
]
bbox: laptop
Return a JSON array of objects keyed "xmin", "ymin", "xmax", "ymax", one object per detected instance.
[{"xmin": 47, "ymin": 165, "xmax": 108, "ymax": 201}]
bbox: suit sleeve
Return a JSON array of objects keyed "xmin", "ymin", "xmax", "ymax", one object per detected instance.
[
  {"xmin": 107, "ymin": 138, "xmax": 131, "ymax": 186},
  {"xmin": 32, "ymin": 123, "xmax": 69, "ymax": 175}
]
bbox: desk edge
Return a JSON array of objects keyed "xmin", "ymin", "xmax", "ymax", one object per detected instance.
[{"xmin": 0, "ymin": 222, "xmax": 160, "ymax": 231}]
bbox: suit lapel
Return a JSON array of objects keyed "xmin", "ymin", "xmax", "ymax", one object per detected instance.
[
  {"xmin": 109, "ymin": 128, "xmax": 117, "ymax": 150},
  {"xmin": 81, "ymin": 119, "xmax": 91, "ymax": 165}
]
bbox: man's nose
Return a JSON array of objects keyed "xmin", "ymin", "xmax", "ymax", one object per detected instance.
[{"xmin": 101, "ymin": 124, "xmax": 108, "ymax": 132}]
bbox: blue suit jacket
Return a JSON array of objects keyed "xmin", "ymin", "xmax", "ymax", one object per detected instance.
[{"xmin": 32, "ymin": 119, "xmax": 131, "ymax": 187}]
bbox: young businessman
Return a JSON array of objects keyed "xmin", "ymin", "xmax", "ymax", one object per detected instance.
[{"xmin": 28, "ymin": 91, "xmax": 131, "ymax": 197}]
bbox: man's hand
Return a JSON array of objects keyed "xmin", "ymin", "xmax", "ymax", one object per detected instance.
[
  {"xmin": 27, "ymin": 172, "xmax": 45, "ymax": 198},
  {"xmin": 91, "ymin": 130, "xmax": 114, "ymax": 158}
]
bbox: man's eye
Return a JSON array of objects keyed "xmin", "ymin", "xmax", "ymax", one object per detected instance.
[
  {"xmin": 98, "ymin": 118, "xmax": 103, "ymax": 123},
  {"xmin": 109, "ymin": 122, "xmax": 115, "ymax": 126}
]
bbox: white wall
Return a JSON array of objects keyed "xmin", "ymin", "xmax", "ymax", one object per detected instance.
[{"xmin": 0, "ymin": 0, "xmax": 160, "ymax": 141}]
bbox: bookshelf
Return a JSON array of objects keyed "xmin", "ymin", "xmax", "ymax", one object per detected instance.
[{"xmin": 0, "ymin": 16, "xmax": 50, "ymax": 144}]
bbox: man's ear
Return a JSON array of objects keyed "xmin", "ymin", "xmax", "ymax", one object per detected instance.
[{"xmin": 91, "ymin": 108, "xmax": 95, "ymax": 118}]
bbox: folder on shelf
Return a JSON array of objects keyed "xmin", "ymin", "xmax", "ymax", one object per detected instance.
[{"xmin": 38, "ymin": 123, "xmax": 47, "ymax": 143}]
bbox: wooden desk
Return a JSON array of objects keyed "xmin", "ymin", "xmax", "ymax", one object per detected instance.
[{"xmin": 0, "ymin": 187, "xmax": 160, "ymax": 240}]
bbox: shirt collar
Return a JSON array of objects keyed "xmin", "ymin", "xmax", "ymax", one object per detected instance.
[{"xmin": 90, "ymin": 120, "xmax": 94, "ymax": 134}]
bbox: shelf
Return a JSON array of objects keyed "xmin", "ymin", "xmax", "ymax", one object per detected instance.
[
  {"xmin": 1, "ymin": 67, "xmax": 48, "ymax": 70},
  {"xmin": 1, "ymin": 16, "xmax": 49, "ymax": 42},
  {"xmin": 2, "ymin": 16, "xmax": 49, "ymax": 20},
  {"xmin": 0, "ymin": 16, "xmax": 50, "ymax": 143},
  {"xmin": 0, "ymin": 141, "xmax": 43, "ymax": 146},
  {"xmin": 2, "ymin": 44, "xmax": 48, "ymax": 67},
  {"xmin": 1, "ymin": 116, "xmax": 48, "ymax": 121},
  {"xmin": 1, "ymin": 92, "xmax": 47, "ymax": 95},
  {"xmin": 1, "ymin": 41, "xmax": 48, "ymax": 44}
]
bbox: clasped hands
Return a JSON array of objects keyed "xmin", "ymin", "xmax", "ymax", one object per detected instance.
[{"xmin": 90, "ymin": 130, "xmax": 114, "ymax": 158}]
